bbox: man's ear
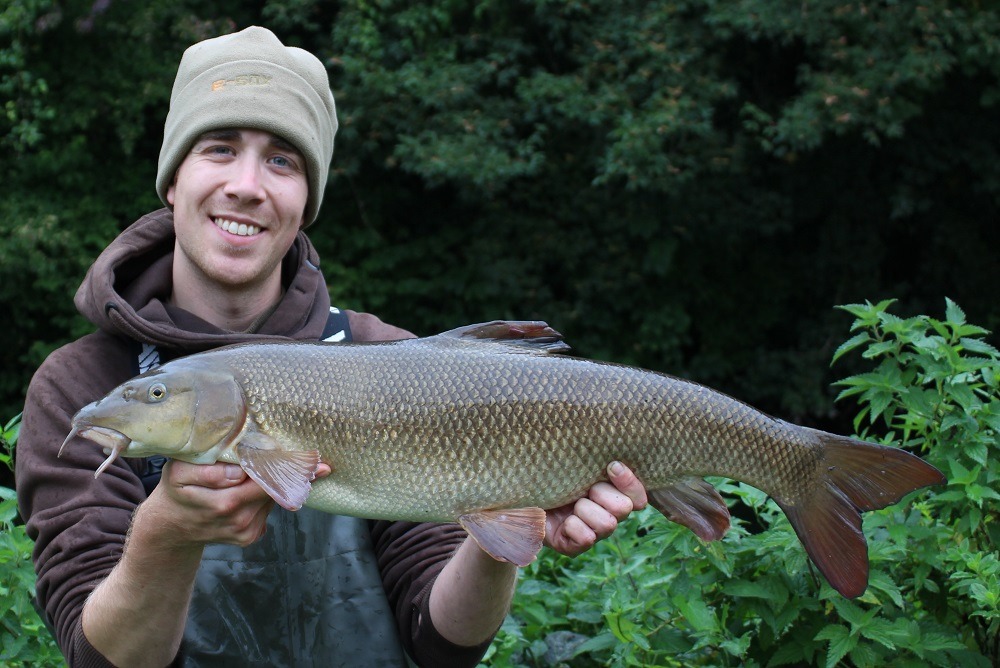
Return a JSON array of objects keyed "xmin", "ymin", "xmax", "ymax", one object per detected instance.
[{"xmin": 166, "ymin": 176, "xmax": 177, "ymax": 206}]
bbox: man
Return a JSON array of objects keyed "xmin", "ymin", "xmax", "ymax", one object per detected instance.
[{"xmin": 16, "ymin": 26, "xmax": 647, "ymax": 667}]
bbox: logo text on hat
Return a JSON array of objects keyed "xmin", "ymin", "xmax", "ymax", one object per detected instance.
[{"xmin": 211, "ymin": 74, "xmax": 272, "ymax": 91}]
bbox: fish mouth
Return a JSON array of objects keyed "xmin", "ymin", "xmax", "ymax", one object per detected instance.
[{"xmin": 60, "ymin": 424, "xmax": 133, "ymax": 477}]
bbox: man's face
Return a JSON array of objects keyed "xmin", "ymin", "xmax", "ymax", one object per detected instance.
[{"xmin": 166, "ymin": 128, "xmax": 309, "ymax": 292}]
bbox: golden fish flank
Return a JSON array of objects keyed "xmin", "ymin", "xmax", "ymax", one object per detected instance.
[{"xmin": 63, "ymin": 321, "xmax": 945, "ymax": 599}]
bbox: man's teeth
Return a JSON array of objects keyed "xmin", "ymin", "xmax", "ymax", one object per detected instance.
[{"xmin": 214, "ymin": 218, "xmax": 260, "ymax": 237}]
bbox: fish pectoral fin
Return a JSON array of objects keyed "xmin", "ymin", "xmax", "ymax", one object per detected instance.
[
  {"xmin": 459, "ymin": 507, "xmax": 546, "ymax": 567},
  {"xmin": 648, "ymin": 477, "xmax": 731, "ymax": 542},
  {"xmin": 237, "ymin": 435, "xmax": 320, "ymax": 512}
]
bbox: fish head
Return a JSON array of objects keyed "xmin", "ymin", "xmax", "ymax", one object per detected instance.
[{"xmin": 63, "ymin": 365, "xmax": 247, "ymax": 475}]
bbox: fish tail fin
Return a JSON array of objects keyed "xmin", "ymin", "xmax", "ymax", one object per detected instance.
[{"xmin": 777, "ymin": 430, "xmax": 945, "ymax": 598}]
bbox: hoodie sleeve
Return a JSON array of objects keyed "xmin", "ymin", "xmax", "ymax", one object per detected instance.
[
  {"xmin": 369, "ymin": 521, "xmax": 496, "ymax": 667},
  {"xmin": 15, "ymin": 334, "xmax": 158, "ymax": 667}
]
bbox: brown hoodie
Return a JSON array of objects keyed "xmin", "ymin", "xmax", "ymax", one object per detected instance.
[{"xmin": 15, "ymin": 208, "xmax": 489, "ymax": 667}]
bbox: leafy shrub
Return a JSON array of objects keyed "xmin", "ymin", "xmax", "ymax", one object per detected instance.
[
  {"xmin": 0, "ymin": 414, "xmax": 63, "ymax": 667},
  {"xmin": 485, "ymin": 299, "xmax": 997, "ymax": 667}
]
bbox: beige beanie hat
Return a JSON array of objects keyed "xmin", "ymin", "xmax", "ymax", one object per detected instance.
[{"xmin": 156, "ymin": 26, "xmax": 337, "ymax": 226}]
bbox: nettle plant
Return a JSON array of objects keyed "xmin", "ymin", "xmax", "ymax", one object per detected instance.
[
  {"xmin": 1, "ymin": 414, "xmax": 63, "ymax": 667},
  {"xmin": 485, "ymin": 299, "xmax": 998, "ymax": 668}
]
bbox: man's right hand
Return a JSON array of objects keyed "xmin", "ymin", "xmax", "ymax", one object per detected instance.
[
  {"xmin": 81, "ymin": 459, "xmax": 330, "ymax": 667},
  {"xmin": 148, "ymin": 460, "xmax": 275, "ymax": 548}
]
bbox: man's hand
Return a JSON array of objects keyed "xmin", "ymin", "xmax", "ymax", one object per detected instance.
[
  {"xmin": 543, "ymin": 461, "xmax": 648, "ymax": 557},
  {"xmin": 150, "ymin": 460, "xmax": 273, "ymax": 548},
  {"xmin": 144, "ymin": 459, "xmax": 333, "ymax": 549}
]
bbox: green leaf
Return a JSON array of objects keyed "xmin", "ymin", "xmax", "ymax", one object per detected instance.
[
  {"xmin": 945, "ymin": 298, "xmax": 967, "ymax": 328},
  {"xmin": 767, "ymin": 641, "xmax": 810, "ymax": 667},
  {"xmin": 866, "ymin": 570, "xmax": 905, "ymax": 608},
  {"xmin": 849, "ymin": 641, "xmax": 879, "ymax": 668},
  {"xmin": 862, "ymin": 340, "xmax": 900, "ymax": 360},
  {"xmin": 604, "ymin": 611, "xmax": 639, "ymax": 643},
  {"xmin": 815, "ymin": 624, "xmax": 857, "ymax": 668},
  {"xmin": 723, "ymin": 578, "xmax": 786, "ymax": 603},
  {"xmin": 572, "ymin": 632, "xmax": 618, "ymax": 657},
  {"xmin": 921, "ymin": 631, "xmax": 967, "ymax": 652},
  {"xmin": 671, "ymin": 595, "xmax": 717, "ymax": 633},
  {"xmin": 832, "ymin": 332, "xmax": 872, "ymax": 365},
  {"xmin": 960, "ymin": 337, "xmax": 1000, "ymax": 357},
  {"xmin": 831, "ymin": 598, "xmax": 871, "ymax": 628},
  {"xmin": 860, "ymin": 618, "xmax": 902, "ymax": 650},
  {"xmin": 720, "ymin": 632, "xmax": 752, "ymax": 658}
]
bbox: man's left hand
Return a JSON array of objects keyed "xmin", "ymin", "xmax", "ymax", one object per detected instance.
[{"xmin": 543, "ymin": 461, "xmax": 648, "ymax": 557}]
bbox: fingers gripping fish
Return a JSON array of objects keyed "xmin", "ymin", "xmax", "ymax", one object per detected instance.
[{"xmin": 62, "ymin": 321, "xmax": 945, "ymax": 598}]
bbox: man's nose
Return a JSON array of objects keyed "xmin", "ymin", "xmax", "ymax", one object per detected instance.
[{"xmin": 223, "ymin": 156, "xmax": 267, "ymax": 202}]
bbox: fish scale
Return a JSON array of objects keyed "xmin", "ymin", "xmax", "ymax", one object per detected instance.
[{"xmin": 65, "ymin": 320, "xmax": 944, "ymax": 598}]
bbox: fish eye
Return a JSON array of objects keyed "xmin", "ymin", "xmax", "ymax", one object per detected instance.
[{"xmin": 147, "ymin": 383, "xmax": 168, "ymax": 402}]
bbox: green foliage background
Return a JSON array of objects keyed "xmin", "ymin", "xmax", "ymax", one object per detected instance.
[{"xmin": 2, "ymin": 1, "xmax": 999, "ymax": 665}]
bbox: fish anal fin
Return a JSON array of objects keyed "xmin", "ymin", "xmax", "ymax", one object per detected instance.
[
  {"xmin": 648, "ymin": 477, "xmax": 731, "ymax": 541},
  {"xmin": 779, "ymin": 430, "xmax": 946, "ymax": 598},
  {"xmin": 438, "ymin": 321, "xmax": 571, "ymax": 354},
  {"xmin": 459, "ymin": 507, "xmax": 546, "ymax": 567},
  {"xmin": 237, "ymin": 433, "xmax": 320, "ymax": 511}
]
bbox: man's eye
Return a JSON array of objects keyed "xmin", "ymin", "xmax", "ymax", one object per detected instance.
[{"xmin": 270, "ymin": 155, "xmax": 292, "ymax": 168}]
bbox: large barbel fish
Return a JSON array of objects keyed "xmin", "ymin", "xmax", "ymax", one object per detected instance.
[{"xmin": 63, "ymin": 321, "xmax": 944, "ymax": 597}]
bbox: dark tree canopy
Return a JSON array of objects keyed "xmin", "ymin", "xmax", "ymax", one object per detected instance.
[{"xmin": 2, "ymin": 0, "xmax": 998, "ymax": 423}]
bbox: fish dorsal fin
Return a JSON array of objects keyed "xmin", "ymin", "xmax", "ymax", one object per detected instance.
[
  {"xmin": 237, "ymin": 432, "xmax": 320, "ymax": 511},
  {"xmin": 647, "ymin": 477, "xmax": 731, "ymax": 542},
  {"xmin": 458, "ymin": 507, "xmax": 547, "ymax": 567},
  {"xmin": 436, "ymin": 320, "xmax": 571, "ymax": 354}
]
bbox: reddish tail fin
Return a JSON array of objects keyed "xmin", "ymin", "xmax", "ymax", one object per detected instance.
[{"xmin": 776, "ymin": 430, "xmax": 945, "ymax": 598}]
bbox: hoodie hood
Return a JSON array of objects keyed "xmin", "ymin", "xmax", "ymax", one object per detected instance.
[{"xmin": 75, "ymin": 208, "xmax": 332, "ymax": 351}]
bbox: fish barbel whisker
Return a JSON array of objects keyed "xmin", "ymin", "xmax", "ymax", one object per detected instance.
[{"xmin": 60, "ymin": 424, "xmax": 133, "ymax": 478}]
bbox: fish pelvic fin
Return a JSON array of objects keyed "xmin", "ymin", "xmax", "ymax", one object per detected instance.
[
  {"xmin": 437, "ymin": 321, "xmax": 572, "ymax": 354},
  {"xmin": 459, "ymin": 507, "xmax": 547, "ymax": 567},
  {"xmin": 648, "ymin": 477, "xmax": 731, "ymax": 541},
  {"xmin": 778, "ymin": 430, "xmax": 946, "ymax": 598},
  {"xmin": 237, "ymin": 433, "xmax": 320, "ymax": 511}
]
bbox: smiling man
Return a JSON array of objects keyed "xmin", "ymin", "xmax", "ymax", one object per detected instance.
[{"xmin": 15, "ymin": 26, "xmax": 647, "ymax": 667}]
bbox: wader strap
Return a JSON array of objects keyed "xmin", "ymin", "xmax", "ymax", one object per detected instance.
[{"xmin": 321, "ymin": 306, "xmax": 352, "ymax": 342}]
